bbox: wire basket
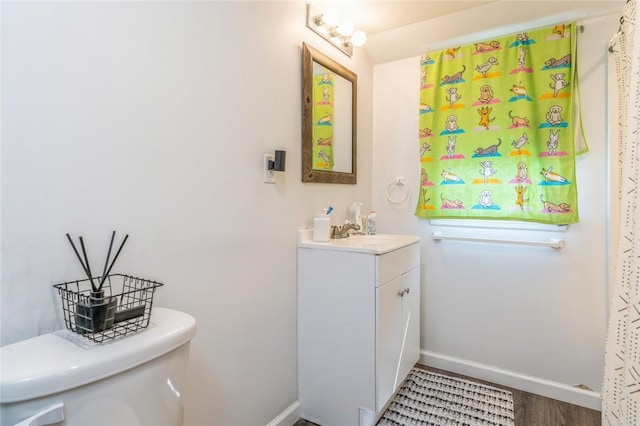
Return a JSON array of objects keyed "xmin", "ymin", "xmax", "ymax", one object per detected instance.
[{"xmin": 54, "ymin": 274, "xmax": 164, "ymax": 343}]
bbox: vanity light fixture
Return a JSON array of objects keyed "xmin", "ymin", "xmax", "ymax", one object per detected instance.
[{"xmin": 306, "ymin": 3, "xmax": 366, "ymax": 57}]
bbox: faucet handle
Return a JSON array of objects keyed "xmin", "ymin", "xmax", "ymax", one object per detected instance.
[{"xmin": 330, "ymin": 225, "xmax": 341, "ymax": 239}]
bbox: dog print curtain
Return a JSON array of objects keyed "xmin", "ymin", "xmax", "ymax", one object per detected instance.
[
  {"xmin": 416, "ymin": 23, "xmax": 581, "ymax": 225},
  {"xmin": 313, "ymin": 72, "xmax": 335, "ymax": 170}
]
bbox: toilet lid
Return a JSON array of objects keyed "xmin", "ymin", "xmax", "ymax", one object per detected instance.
[{"xmin": 0, "ymin": 307, "xmax": 197, "ymax": 403}]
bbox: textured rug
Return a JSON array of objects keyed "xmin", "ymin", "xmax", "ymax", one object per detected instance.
[{"xmin": 377, "ymin": 368, "xmax": 515, "ymax": 426}]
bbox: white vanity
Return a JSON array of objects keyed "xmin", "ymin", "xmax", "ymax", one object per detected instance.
[{"xmin": 297, "ymin": 230, "xmax": 421, "ymax": 426}]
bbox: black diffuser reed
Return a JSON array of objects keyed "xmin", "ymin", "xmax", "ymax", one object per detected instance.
[{"xmin": 65, "ymin": 231, "xmax": 129, "ymax": 333}]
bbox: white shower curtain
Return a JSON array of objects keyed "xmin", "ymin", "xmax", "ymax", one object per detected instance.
[{"xmin": 603, "ymin": 0, "xmax": 640, "ymax": 424}]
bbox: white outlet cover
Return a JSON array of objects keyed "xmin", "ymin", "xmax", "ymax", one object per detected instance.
[{"xmin": 264, "ymin": 154, "xmax": 275, "ymax": 184}]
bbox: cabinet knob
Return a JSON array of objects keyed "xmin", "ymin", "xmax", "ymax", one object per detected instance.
[{"xmin": 398, "ymin": 288, "xmax": 411, "ymax": 297}]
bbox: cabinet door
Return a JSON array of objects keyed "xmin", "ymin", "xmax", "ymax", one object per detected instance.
[
  {"xmin": 375, "ymin": 276, "xmax": 402, "ymax": 411},
  {"xmin": 399, "ymin": 266, "xmax": 420, "ymax": 383}
]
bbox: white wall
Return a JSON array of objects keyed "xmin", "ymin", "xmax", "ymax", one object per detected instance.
[
  {"xmin": 0, "ymin": 2, "xmax": 372, "ymax": 425},
  {"xmin": 372, "ymin": 5, "xmax": 621, "ymax": 409}
]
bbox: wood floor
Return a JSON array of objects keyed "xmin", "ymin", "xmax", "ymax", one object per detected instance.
[{"xmin": 294, "ymin": 364, "xmax": 601, "ymax": 426}]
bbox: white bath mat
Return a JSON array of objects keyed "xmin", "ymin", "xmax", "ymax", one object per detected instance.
[{"xmin": 377, "ymin": 367, "xmax": 515, "ymax": 426}]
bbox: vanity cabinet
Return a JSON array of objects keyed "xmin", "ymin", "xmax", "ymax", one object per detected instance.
[{"xmin": 297, "ymin": 236, "xmax": 420, "ymax": 426}]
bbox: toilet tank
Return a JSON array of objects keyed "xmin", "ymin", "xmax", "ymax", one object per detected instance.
[{"xmin": 0, "ymin": 307, "xmax": 197, "ymax": 426}]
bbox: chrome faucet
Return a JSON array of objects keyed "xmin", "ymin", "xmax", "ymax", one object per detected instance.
[{"xmin": 331, "ymin": 222, "xmax": 361, "ymax": 239}]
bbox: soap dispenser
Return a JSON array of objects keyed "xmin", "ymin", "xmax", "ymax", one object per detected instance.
[{"xmin": 350, "ymin": 201, "xmax": 363, "ymax": 233}]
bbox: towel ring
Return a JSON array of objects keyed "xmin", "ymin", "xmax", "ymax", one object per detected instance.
[{"xmin": 386, "ymin": 178, "xmax": 409, "ymax": 203}]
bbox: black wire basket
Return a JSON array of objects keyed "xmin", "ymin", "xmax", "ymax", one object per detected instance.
[{"xmin": 54, "ymin": 274, "xmax": 164, "ymax": 343}]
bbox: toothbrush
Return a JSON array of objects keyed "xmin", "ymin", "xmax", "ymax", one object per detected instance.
[{"xmin": 326, "ymin": 206, "xmax": 334, "ymax": 215}]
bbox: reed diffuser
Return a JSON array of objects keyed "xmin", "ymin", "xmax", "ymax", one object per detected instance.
[{"xmin": 65, "ymin": 231, "xmax": 128, "ymax": 333}]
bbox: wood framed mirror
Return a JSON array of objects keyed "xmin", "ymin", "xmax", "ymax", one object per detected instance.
[{"xmin": 302, "ymin": 42, "xmax": 357, "ymax": 184}]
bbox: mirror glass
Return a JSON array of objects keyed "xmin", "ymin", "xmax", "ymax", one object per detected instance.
[{"xmin": 302, "ymin": 43, "xmax": 357, "ymax": 184}]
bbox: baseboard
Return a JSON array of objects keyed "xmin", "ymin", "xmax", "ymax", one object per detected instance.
[
  {"xmin": 272, "ymin": 352, "xmax": 601, "ymax": 425},
  {"xmin": 266, "ymin": 401, "xmax": 301, "ymax": 426},
  {"xmin": 420, "ymin": 350, "xmax": 602, "ymax": 411}
]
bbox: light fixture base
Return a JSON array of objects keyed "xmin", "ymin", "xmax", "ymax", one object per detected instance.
[{"xmin": 306, "ymin": 4, "xmax": 353, "ymax": 57}]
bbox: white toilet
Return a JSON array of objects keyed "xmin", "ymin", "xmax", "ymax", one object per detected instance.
[{"xmin": 0, "ymin": 307, "xmax": 197, "ymax": 426}]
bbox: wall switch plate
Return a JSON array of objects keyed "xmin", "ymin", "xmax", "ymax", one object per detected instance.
[{"xmin": 264, "ymin": 154, "xmax": 275, "ymax": 184}]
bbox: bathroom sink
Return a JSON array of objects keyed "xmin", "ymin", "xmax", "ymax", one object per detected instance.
[
  {"xmin": 346, "ymin": 235, "xmax": 398, "ymax": 245},
  {"xmin": 298, "ymin": 230, "xmax": 420, "ymax": 254}
]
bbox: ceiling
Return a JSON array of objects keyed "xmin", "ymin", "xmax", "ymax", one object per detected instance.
[
  {"xmin": 351, "ymin": 1, "xmax": 495, "ymax": 35},
  {"xmin": 313, "ymin": 1, "xmax": 623, "ymax": 37},
  {"xmin": 313, "ymin": 1, "xmax": 495, "ymax": 35},
  {"xmin": 314, "ymin": 0, "xmax": 624, "ymax": 64}
]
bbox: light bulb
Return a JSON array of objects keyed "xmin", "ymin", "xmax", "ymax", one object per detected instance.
[
  {"xmin": 330, "ymin": 36, "xmax": 343, "ymax": 46},
  {"xmin": 350, "ymin": 30, "xmax": 366, "ymax": 47},
  {"xmin": 336, "ymin": 20, "xmax": 354, "ymax": 37},
  {"xmin": 322, "ymin": 9, "xmax": 340, "ymax": 27}
]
